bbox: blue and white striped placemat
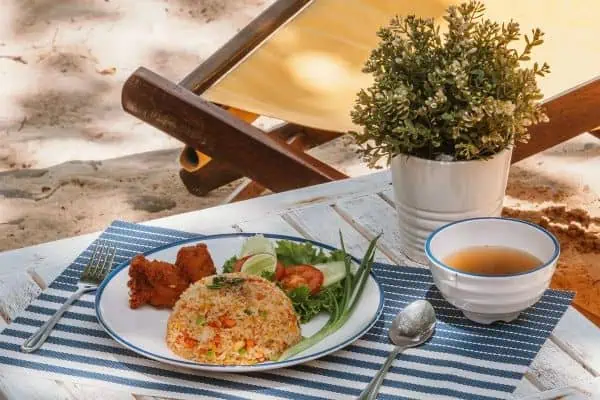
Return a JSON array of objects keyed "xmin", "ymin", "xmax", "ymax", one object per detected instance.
[{"xmin": 0, "ymin": 220, "xmax": 574, "ymax": 400}]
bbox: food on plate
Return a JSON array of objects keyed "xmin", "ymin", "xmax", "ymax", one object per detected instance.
[
  {"xmin": 125, "ymin": 232, "xmax": 379, "ymax": 366},
  {"xmin": 166, "ymin": 272, "xmax": 301, "ymax": 365},
  {"xmin": 127, "ymin": 243, "xmax": 216, "ymax": 309},
  {"xmin": 278, "ymin": 233, "xmax": 380, "ymax": 361},
  {"xmin": 176, "ymin": 243, "xmax": 217, "ymax": 281},
  {"xmin": 279, "ymin": 265, "xmax": 324, "ymax": 295},
  {"xmin": 128, "ymin": 256, "xmax": 190, "ymax": 308},
  {"xmin": 220, "ymin": 233, "xmax": 381, "ymax": 361},
  {"xmin": 232, "ymin": 255, "xmax": 286, "ymax": 280},
  {"xmin": 223, "ymin": 235, "xmax": 356, "ymax": 323}
]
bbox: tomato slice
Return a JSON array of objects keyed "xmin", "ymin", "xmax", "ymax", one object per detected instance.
[
  {"xmin": 232, "ymin": 256, "xmax": 250, "ymax": 272},
  {"xmin": 280, "ymin": 265, "xmax": 324, "ymax": 295},
  {"xmin": 274, "ymin": 261, "xmax": 286, "ymax": 281}
]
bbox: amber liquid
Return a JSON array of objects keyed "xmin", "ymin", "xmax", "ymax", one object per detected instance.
[{"xmin": 442, "ymin": 246, "xmax": 543, "ymax": 275}]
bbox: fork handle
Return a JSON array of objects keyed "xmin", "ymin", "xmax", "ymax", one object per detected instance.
[
  {"xmin": 357, "ymin": 345, "xmax": 405, "ymax": 400},
  {"xmin": 21, "ymin": 286, "xmax": 97, "ymax": 353}
]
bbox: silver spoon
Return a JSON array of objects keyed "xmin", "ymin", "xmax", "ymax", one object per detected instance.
[{"xmin": 357, "ymin": 300, "xmax": 437, "ymax": 400}]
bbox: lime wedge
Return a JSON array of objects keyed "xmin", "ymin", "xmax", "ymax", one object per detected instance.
[
  {"xmin": 240, "ymin": 253, "xmax": 277, "ymax": 277},
  {"xmin": 239, "ymin": 235, "xmax": 275, "ymax": 258}
]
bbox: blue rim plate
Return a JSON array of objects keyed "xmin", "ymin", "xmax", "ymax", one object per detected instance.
[{"xmin": 95, "ymin": 233, "xmax": 385, "ymax": 372}]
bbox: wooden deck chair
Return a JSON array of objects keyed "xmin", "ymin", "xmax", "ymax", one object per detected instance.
[{"xmin": 122, "ymin": 0, "xmax": 600, "ymax": 203}]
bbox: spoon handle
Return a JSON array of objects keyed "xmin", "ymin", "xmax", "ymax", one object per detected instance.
[{"xmin": 357, "ymin": 345, "xmax": 403, "ymax": 400}]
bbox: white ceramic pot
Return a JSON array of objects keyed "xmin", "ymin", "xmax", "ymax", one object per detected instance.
[
  {"xmin": 425, "ymin": 217, "xmax": 560, "ymax": 324},
  {"xmin": 390, "ymin": 147, "xmax": 513, "ymax": 264}
]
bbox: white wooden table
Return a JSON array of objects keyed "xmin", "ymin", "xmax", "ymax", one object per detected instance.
[{"xmin": 1, "ymin": 171, "xmax": 599, "ymax": 400}]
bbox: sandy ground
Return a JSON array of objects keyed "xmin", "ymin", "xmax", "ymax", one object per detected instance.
[
  {"xmin": 0, "ymin": 0, "xmax": 374, "ymax": 251},
  {"xmin": 0, "ymin": 1, "xmax": 598, "ymax": 320},
  {"xmin": 0, "ymin": 0, "xmax": 272, "ymax": 171}
]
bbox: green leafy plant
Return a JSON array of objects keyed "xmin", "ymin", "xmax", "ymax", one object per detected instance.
[{"xmin": 350, "ymin": 0, "xmax": 550, "ymax": 166}]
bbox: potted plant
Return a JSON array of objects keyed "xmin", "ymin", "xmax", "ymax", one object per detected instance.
[{"xmin": 350, "ymin": 0, "xmax": 550, "ymax": 264}]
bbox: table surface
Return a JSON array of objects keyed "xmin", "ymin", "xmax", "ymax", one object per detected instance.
[{"xmin": 1, "ymin": 171, "xmax": 599, "ymax": 400}]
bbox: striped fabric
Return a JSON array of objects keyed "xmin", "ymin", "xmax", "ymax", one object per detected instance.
[{"xmin": 0, "ymin": 221, "xmax": 573, "ymax": 400}]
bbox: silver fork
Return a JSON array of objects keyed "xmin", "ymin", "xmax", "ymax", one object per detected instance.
[{"xmin": 21, "ymin": 240, "xmax": 116, "ymax": 353}]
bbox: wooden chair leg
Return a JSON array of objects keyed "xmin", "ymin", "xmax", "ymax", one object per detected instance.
[
  {"xmin": 122, "ymin": 67, "xmax": 347, "ymax": 193},
  {"xmin": 222, "ymin": 179, "xmax": 267, "ymax": 204},
  {"xmin": 179, "ymin": 161, "xmax": 242, "ymax": 196},
  {"xmin": 512, "ymin": 76, "xmax": 600, "ymax": 163}
]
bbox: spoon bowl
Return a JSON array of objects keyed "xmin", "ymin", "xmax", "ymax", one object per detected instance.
[
  {"xmin": 358, "ymin": 300, "xmax": 437, "ymax": 400},
  {"xmin": 389, "ymin": 300, "xmax": 436, "ymax": 347}
]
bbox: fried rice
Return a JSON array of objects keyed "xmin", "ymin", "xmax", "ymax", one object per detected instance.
[{"xmin": 166, "ymin": 272, "xmax": 302, "ymax": 365}]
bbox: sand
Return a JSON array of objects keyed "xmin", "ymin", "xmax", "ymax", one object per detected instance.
[
  {"xmin": 0, "ymin": 1, "xmax": 598, "ymax": 322},
  {"xmin": 0, "ymin": 0, "xmax": 380, "ymax": 252},
  {"xmin": 501, "ymin": 134, "xmax": 600, "ymax": 325}
]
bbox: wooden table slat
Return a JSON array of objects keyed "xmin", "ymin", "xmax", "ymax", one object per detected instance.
[
  {"xmin": 284, "ymin": 203, "xmax": 391, "ymax": 264},
  {"xmin": 235, "ymin": 214, "xmax": 300, "ymax": 237},
  {"xmin": 59, "ymin": 381, "xmax": 135, "ymax": 400},
  {"xmin": 334, "ymin": 194, "xmax": 421, "ymax": 268},
  {"xmin": 510, "ymin": 377, "xmax": 542, "ymax": 399},
  {"xmin": 143, "ymin": 171, "xmax": 392, "ymax": 233},
  {"xmin": 0, "ymin": 272, "xmax": 42, "ymax": 323},
  {"xmin": 0, "ymin": 233, "xmax": 99, "ymax": 281},
  {"xmin": 379, "ymin": 187, "xmax": 396, "ymax": 206},
  {"xmin": 526, "ymin": 340, "xmax": 595, "ymax": 391},
  {"xmin": 552, "ymin": 308, "xmax": 600, "ymax": 376},
  {"xmin": 0, "ymin": 372, "xmax": 74, "ymax": 400},
  {"xmin": 519, "ymin": 376, "xmax": 600, "ymax": 400}
]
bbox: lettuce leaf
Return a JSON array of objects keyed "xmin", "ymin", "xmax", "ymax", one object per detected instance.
[
  {"xmin": 275, "ymin": 240, "xmax": 345, "ymax": 266},
  {"xmin": 286, "ymin": 282, "xmax": 343, "ymax": 323}
]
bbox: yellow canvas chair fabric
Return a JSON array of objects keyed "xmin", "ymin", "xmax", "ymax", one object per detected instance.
[{"xmin": 203, "ymin": 0, "xmax": 600, "ymax": 133}]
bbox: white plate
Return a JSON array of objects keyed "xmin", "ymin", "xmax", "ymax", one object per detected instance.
[{"xmin": 95, "ymin": 233, "xmax": 384, "ymax": 372}]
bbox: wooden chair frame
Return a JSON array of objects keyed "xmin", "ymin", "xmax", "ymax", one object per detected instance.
[{"xmin": 122, "ymin": 0, "xmax": 600, "ymax": 203}]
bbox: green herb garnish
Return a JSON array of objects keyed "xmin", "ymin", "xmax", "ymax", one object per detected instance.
[
  {"xmin": 206, "ymin": 349, "xmax": 215, "ymax": 358},
  {"xmin": 243, "ymin": 309, "xmax": 252, "ymax": 315},
  {"xmin": 260, "ymin": 270, "xmax": 275, "ymax": 281},
  {"xmin": 238, "ymin": 348, "xmax": 247, "ymax": 355},
  {"xmin": 196, "ymin": 315, "xmax": 205, "ymax": 326},
  {"xmin": 222, "ymin": 255, "xmax": 238, "ymax": 273},
  {"xmin": 258, "ymin": 310, "xmax": 267, "ymax": 318},
  {"xmin": 278, "ymin": 232, "xmax": 381, "ymax": 361},
  {"xmin": 207, "ymin": 276, "xmax": 245, "ymax": 289}
]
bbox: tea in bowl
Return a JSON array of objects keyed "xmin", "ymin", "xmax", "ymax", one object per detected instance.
[{"xmin": 425, "ymin": 217, "xmax": 560, "ymax": 324}]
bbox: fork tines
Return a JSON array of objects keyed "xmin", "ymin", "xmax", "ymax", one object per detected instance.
[{"xmin": 81, "ymin": 240, "xmax": 116, "ymax": 282}]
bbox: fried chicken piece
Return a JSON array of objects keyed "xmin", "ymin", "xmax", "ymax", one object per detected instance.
[
  {"xmin": 175, "ymin": 243, "xmax": 216, "ymax": 281},
  {"xmin": 127, "ymin": 243, "xmax": 216, "ymax": 309},
  {"xmin": 128, "ymin": 255, "xmax": 190, "ymax": 309}
]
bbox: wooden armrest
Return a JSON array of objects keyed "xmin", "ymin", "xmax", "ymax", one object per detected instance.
[
  {"xmin": 178, "ymin": 124, "xmax": 342, "ymax": 196},
  {"xmin": 122, "ymin": 67, "xmax": 347, "ymax": 193},
  {"xmin": 513, "ymin": 76, "xmax": 600, "ymax": 163}
]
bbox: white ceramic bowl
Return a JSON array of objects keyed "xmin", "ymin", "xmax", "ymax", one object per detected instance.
[{"xmin": 425, "ymin": 217, "xmax": 560, "ymax": 324}]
